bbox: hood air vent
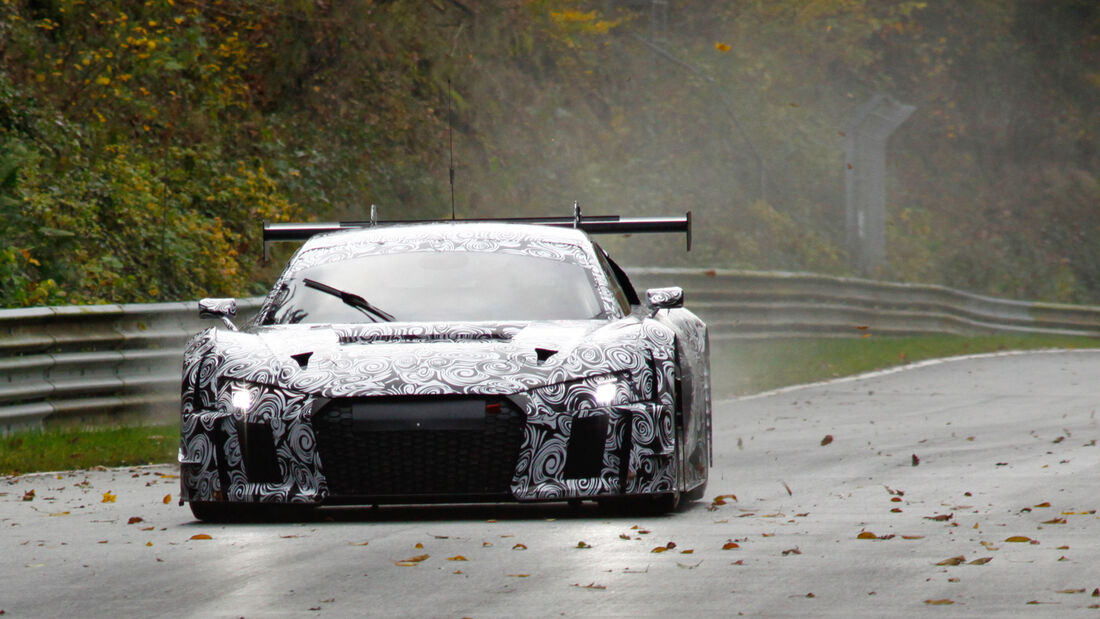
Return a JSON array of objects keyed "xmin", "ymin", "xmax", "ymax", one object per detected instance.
[{"xmin": 535, "ymin": 347, "xmax": 558, "ymax": 364}]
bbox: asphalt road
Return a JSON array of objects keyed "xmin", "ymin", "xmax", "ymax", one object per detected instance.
[{"xmin": 2, "ymin": 350, "xmax": 1098, "ymax": 617}]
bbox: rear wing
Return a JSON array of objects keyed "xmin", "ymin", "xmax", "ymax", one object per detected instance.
[{"xmin": 263, "ymin": 206, "xmax": 692, "ymax": 259}]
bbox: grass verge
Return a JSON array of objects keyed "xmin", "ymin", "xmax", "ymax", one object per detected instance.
[
  {"xmin": 1, "ymin": 424, "xmax": 177, "ymax": 477},
  {"xmin": 2, "ymin": 334, "xmax": 1096, "ymax": 475},
  {"xmin": 711, "ymin": 334, "xmax": 1098, "ymax": 399}
]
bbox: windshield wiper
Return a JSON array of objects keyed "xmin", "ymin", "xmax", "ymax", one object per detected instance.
[{"xmin": 302, "ymin": 278, "xmax": 395, "ymax": 322}]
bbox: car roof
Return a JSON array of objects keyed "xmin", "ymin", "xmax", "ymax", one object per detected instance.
[{"xmin": 298, "ymin": 222, "xmax": 594, "ymax": 253}]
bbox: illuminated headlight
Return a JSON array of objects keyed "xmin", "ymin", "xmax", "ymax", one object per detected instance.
[
  {"xmin": 230, "ymin": 387, "xmax": 253, "ymax": 413},
  {"xmin": 594, "ymin": 380, "xmax": 618, "ymax": 406}
]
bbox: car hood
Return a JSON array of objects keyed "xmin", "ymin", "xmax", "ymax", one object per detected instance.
[{"xmin": 215, "ymin": 319, "xmax": 647, "ymax": 397}]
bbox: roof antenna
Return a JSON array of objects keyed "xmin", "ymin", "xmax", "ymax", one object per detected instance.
[
  {"xmin": 369, "ymin": 204, "xmax": 377, "ymax": 227},
  {"xmin": 572, "ymin": 200, "xmax": 582, "ymax": 228},
  {"xmin": 448, "ymin": 79, "xmax": 456, "ymax": 221}
]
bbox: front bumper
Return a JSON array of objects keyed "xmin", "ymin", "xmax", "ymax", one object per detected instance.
[{"xmin": 179, "ymin": 385, "xmax": 677, "ymax": 505}]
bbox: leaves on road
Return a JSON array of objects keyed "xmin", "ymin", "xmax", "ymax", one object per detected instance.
[
  {"xmin": 924, "ymin": 599, "xmax": 954, "ymax": 605},
  {"xmin": 189, "ymin": 534, "xmax": 212, "ymax": 541},
  {"xmin": 395, "ymin": 554, "xmax": 429, "ymax": 566},
  {"xmin": 101, "ymin": 491, "xmax": 116, "ymax": 503},
  {"xmin": 820, "ymin": 434, "xmax": 833, "ymax": 446}
]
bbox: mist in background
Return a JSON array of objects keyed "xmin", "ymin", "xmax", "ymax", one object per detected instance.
[{"xmin": 0, "ymin": 1, "xmax": 1095, "ymax": 306}]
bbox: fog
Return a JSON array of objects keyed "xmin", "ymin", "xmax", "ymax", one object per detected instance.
[{"xmin": 438, "ymin": 1, "xmax": 1098, "ymax": 304}]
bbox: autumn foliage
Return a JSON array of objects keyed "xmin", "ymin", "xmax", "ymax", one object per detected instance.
[{"xmin": 0, "ymin": 0, "xmax": 1096, "ymax": 307}]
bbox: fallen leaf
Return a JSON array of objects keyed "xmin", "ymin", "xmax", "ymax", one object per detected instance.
[
  {"xmin": 651, "ymin": 546, "xmax": 669, "ymax": 553},
  {"xmin": 128, "ymin": 516, "xmax": 144, "ymax": 525},
  {"xmin": 936, "ymin": 556, "xmax": 966, "ymax": 566},
  {"xmin": 1041, "ymin": 518, "xmax": 1066, "ymax": 525},
  {"xmin": 189, "ymin": 534, "xmax": 212, "ymax": 540},
  {"xmin": 968, "ymin": 557, "xmax": 993, "ymax": 565},
  {"xmin": 901, "ymin": 535, "xmax": 925, "ymax": 540},
  {"xmin": 857, "ymin": 531, "xmax": 878, "ymax": 540},
  {"xmin": 924, "ymin": 599, "xmax": 954, "ymax": 605},
  {"xmin": 912, "ymin": 454, "xmax": 920, "ymax": 466},
  {"xmin": 48, "ymin": 511, "xmax": 71, "ymax": 517},
  {"xmin": 394, "ymin": 554, "xmax": 429, "ymax": 566},
  {"xmin": 508, "ymin": 573, "xmax": 529, "ymax": 578},
  {"xmin": 22, "ymin": 489, "xmax": 34, "ymax": 501},
  {"xmin": 1005, "ymin": 536, "xmax": 1032, "ymax": 543},
  {"xmin": 1056, "ymin": 589, "xmax": 1085, "ymax": 594},
  {"xmin": 162, "ymin": 494, "xmax": 171, "ymax": 504},
  {"xmin": 680, "ymin": 549, "xmax": 694, "ymax": 554},
  {"xmin": 575, "ymin": 541, "xmax": 592, "ymax": 549},
  {"xmin": 891, "ymin": 508, "xmax": 903, "ymax": 513},
  {"xmin": 414, "ymin": 542, "xmax": 424, "ymax": 549},
  {"xmin": 348, "ymin": 541, "xmax": 369, "ymax": 546},
  {"xmin": 573, "ymin": 582, "xmax": 606, "ymax": 590},
  {"xmin": 102, "ymin": 491, "xmax": 117, "ymax": 503},
  {"xmin": 722, "ymin": 541, "xmax": 740, "ymax": 550},
  {"xmin": 924, "ymin": 513, "xmax": 953, "ymax": 522},
  {"xmin": 447, "ymin": 555, "xmax": 467, "ymax": 561},
  {"xmin": 781, "ymin": 547, "xmax": 801, "ymax": 556},
  {"xmin": 512, "ymin": 543, "xmax": 527, "ymax": 550},
  {"xmin": 145, "ymin": 542, "xmax": 152, "ymax": 547},
  {"xmin": 141, "ymin": 526, "xmax": 155, "ymax": 531},
  {"xmin": 820, "ymin": 435, "xmax": 833, "ymax": 446},
  {"xmin": 715, "ymin": 42, "xmax": 731, "ymax": 52},
  {"xmin": 1034, "ymin": 502, "xmax": 1051, "ymax": 508}
]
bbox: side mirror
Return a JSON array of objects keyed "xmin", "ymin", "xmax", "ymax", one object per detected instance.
[
  {"xmin": 645, "ymin": 287, "xmax": 684, "ymax": 316},
  {"xmin": 199, "ymin": 298, "xmax": 239, "ymax": 331}
]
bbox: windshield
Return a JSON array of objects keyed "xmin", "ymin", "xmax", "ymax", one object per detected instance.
[{"xmin": 263, "ymin": 250, "xmax": 605, "ymax": 324}]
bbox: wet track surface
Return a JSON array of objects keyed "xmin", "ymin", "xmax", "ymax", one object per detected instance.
[{"xmin": 3, "ymin": 350, "xmax": 1099, "ymax": 616}]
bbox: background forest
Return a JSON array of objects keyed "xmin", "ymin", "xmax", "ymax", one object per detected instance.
[{"xmin": 0, "ymin": 0, "xmax": 1096, "ymax": 307}]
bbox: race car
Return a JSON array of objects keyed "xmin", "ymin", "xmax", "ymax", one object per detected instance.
[{"xmin": 179, "ymin": 210, "xmax": 710, "ymax": 521}]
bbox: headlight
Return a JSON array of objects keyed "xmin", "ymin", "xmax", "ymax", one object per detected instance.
[
  {"xmin": 230, "ymin": 387, "xmax": 253, "ymax": 413},
  {"xmin": 529, "ymin": 372, "xmax": 642, "ymax": 412},
  {"xmin": 594, "ymin": 380, "xmax": 618, "ymax": 406},
  {"xmin": 217, "ymin": 380, "xmax": 259, "ymax": 417}
]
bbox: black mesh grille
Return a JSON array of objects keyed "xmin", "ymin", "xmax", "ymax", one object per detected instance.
[{"xmin": 313, "ymin": 396, "xmax": 525, "ymax": 500}]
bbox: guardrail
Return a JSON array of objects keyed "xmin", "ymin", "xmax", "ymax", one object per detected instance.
[
  {"xmin": 629, "ymin": 269, "xmax": 1100, "ymax": 340},
  {"xmin": 2, "ymin": 269, "xmax": 1098, "ymax": 433}
]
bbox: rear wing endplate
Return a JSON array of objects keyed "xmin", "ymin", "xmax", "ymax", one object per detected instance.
[{"xmin": 263, "ymin": 206, "xmax": 692, "ymax": 260}]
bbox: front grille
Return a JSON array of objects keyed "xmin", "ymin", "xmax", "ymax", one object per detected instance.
[{"xmin": 313, "ymin": 396, "xmax": 525, "ymax": 500}]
